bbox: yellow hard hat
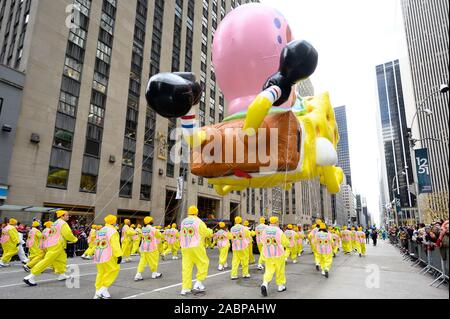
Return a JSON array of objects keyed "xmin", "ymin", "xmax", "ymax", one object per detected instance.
[
  {"xmin": 351, "ymin": 226, "xmax": 355, "ymax": 230},
  {"xmin": 32, "ymin": 221, "xmax": 40, "ymax": 228},
  {"xmin": 235, "ymin": 216, "xmax": 242, "ymax": 224},
  {"xmin": 188, "ymin": 205, "xmax": 199, "ymax": 215},
  {"xmin": 144, "ymin": 216, "xmax": 153, "ymax": 225},
  {"xmin": 269, "ymin": 216, "xmax": 279, "ymax": 224},
  {"xmin": 343, "ymin": 226, "xmax": 347, "ymax": 230},
  {"xmin": 358, "ymin": 227, "xmax": 363, "ymax": 231},
  {"xmin": 56, "ymin": 210, "xmax": 68, "ymax": 218},
  {"xmin": 104, "ymin": 215, "xmax": 117, "ymax": 225},
  {"xmin": 259, "ymin": 217, "xmax": 266, "ymax": 223},
  {"xmin": 131, "ymin": 224, "xmax": 136, "ymax": 228},
  {"xmin": 8, "ymin": 218, "xmax": 18, "ymax": 225},
  {"xmin": 315, "ymin": 218, "xmax": 322, "ymax": 224},
  {"xmin": 319, "ymin": 223, "xmax": 326, "ymax": 230},
  {"xmin": 172, "ymin": 223, "xmax": 177, "ymax": 228},
  {"xmin": 124, "ymin": 219, "xmax": 130, "ymax": 225},
  {"xmin": 243, "ymin": 220, "xmax": 249, "ymax": 226},
  {"xmin": 137, "ymin": 224, "xmax": 142, "ymax": 228},
  {"xmin": 91, "ymin": 224, "xmax": 97, "ymax": 229},
  {"xmin": 294, "ymin": 226, "xmax": 299, "ymax": 231},
  {"xmin": 44, "ymin": 221, "xmax": 53, "ymax": 228},
  {"xmin": 287, "ymin": 224, "xmax": 293, "ymax": 229},
  {"xmin": 219, "ymin": 222, "xmax": 225, "ymax": 228}
]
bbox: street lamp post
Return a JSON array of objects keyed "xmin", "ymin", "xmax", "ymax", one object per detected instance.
[
  {"xmin": 407, "ymin": 83, "xmax": 449, "ymax": 224},
  {"xmin": 391, "ymin": 170, "xmax": 406, "ymax": 226}
]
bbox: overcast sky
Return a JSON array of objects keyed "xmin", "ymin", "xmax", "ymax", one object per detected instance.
[{"xmin": 261, "ymin": 0, "xmax": 411, "ymax": 225}]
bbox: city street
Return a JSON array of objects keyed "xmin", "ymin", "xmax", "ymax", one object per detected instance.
[{"xmin": 0, "ymin": 240, "xmax": 446, "ymax": 299}]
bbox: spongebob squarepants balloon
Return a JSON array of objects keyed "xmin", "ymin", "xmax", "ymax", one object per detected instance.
[{"xmin": 145, "ymin": 3, "xmax": 344, "ymax": 196}]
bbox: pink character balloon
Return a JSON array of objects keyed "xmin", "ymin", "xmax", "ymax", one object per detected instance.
[{"xmin": 212, "ymin": 3, "xmax": 295, "ymax": 116}]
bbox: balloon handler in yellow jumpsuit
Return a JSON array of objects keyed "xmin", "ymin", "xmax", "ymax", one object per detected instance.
[
  {"xmin": 255, "ymin": 217, "xmax": 267, "ymax": 270},
  {"xmin": 93, "ymin": 214, "xmax": 123, "ymax": 299},
  {"xmin": 284, "ymin": 224, "xmax": 299, "ymax": 263},
  {"xmin": 355, "ymin": 227, "xmax": 367, "ymax": 257},
  {"xmin": 213, "ymin": 222, "xmax": 230, "ymax": 271},
  {"xmin": 260, "ymin": 216, "xmax": 289, "ymax": 297},
  {"xmin": 163, "ymin": 223, "xmax": 180, "ymax": 260},
  {"xmin": 23, "ymin": 221, "xmax": 44, "ymax": 272},
  {"xmin": 230, "ymin": 216, "xmax": 252, "ymax": 280},
  {"xmin": 81, "ymin": 224, "xmax": 99, "ymax": 260},
  {"xmin": 295, "ymin": 225, "xmax": 305, "ymax": 256},
  {"xmin": 23, "ymin": 210, "xmax": 78, "ymax": 286},
  {"xmin": 243, "ymin": 220, "xmax": 255, "ymax": 264},
  {"xmin": 179, "ymin": 206, "xmax": 213, "ymax": 295},
  {"xmin": 314, "ymin": 223, "xmax": 335, "ymax": 278},
  {"xmin": 331, "ymin": 228, "xmax": 340, "ymax": 257},
  {"xmin": 308, "ymin": 220, "xmax": 321, "ymax": 271},
  {"xmin": 131, "ymin": 224, "xmax": 142, "ymax": 256},
  {"xmin": 340, "ymin": 226, "xmax": 352, "ymax": 254},
  {"xmin": 0, "ymin": 218, "xmax": 20, "ymax": 267},
  {"xmin": 134, "ymin": 217, "xmax": 163, "ymax": 281},
  {"xmin": 120, "ymin": 219, "xmax": 134, "ymax": 263},
  {"xmin": 350, "ymin": 226, "xmax": 357, "ymax": 252}
]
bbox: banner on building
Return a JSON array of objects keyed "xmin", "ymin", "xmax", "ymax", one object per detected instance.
[
  {"xmin": 414, "ymin": 148, "xmax": 433, "ymax": 194},
  {"xmin": 176, "ymin": 177, "xmax": 184, "ymax": 200},
  {"xmin": 395, "ymin": 193, "xmax": 402, "ymax": 213}
]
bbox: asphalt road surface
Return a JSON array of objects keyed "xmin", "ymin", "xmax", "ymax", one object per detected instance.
[{"xmin": 0, "ymin": 240, "xmax": 447, "ymax": 299}]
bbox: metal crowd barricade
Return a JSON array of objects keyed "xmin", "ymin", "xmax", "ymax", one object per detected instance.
[{"xmin": 429, "ymin": 248, "xmax": 449, "ymax": 288}]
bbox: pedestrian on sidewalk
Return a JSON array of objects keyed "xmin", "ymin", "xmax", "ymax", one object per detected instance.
[{"xmin": 371, "ymin": 228, "xmax": 378, "ymax": 246}]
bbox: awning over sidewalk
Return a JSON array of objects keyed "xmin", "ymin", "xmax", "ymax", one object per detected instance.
[{"xmin": 0, "ymin": 205, "xmax": 61, "ymax": 212}]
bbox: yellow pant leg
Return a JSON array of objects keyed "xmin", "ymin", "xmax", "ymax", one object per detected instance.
[
  {"xmin": 218, "ymin": 246, "xmax": 229, "ymax": 266},
  {"xmin": 274, "ymin": 257, "xmax": 286, "ymax": 286},
  {"xmin": 83, "ymin": 244, "xmax": 96, "ymax": 256},
  {"xmin": 284, "ymin": 247, "xmax": 291, "ymax": 259},
  {"xmin": 314, "ymin": 251, "xmax": 320, "ymax": 265},
  {"xmin": 137, "ymin": 253, "xmax": 149, "ymax": 273},
  {"xmin": 172, "ymin": 243, "xmax": 179, "ymax": 257},
  {"xmin": 342, "ymin": 241, "xmax": 351, "ymax": 253},
  {"xmin": 192, "ymin": 247, "xmax": 209, "ymax": 282},
  {"xmin": 95, "ymin": 258, "xmax": 120, "ymax": 290},
  {"xmin": 181, "ymin": 248, "xmax": 195, "ymax": 290},
  {"xmin": 241, "ymin": 249, "xmax": 249, "ymax": 276},
  {"xmin": 147, "ymin": 250, "xmax": 160, "ymax": 272},
  {"xmin": 290, "ymin": 246, "xmax": 297, "ymax": 261},
  {"xmin": 248, "ymin": 244, "xmax": 255, "ymax": 264},
  {"xmin": 319, "ymin": 253, "xmax": 333, "ymax": 272},
  {"xmin": 27, "ymin": 249, "xmax": 45, "ymax": 268},
  {"xmin": 231, "ymin": 251, "xmax": 241, "ymax": 277},
  {"xmin": 122, "ymin": 240, "xmax": 131, "ymax": 258},
  {"xmin": 263, "ymin": 258, "xmax": 276, "ymax": 283},
  {"xmin": 298, "ymin": 243, "xmax": 303, "ymax": 254},
  {"xmin": 31, "ymin": 248, "xmax": 64, "ymax": 275},
  {"xmin": 1, "ymin": 245, "xmax": 19, "ymax": 263},
  {"xmin": 257, "ymin": 244, "xmax": 265, "ymax": 265},
  {"xmin": 52, "ymin": 250, "xmax": 68, "ymax": 274},
  {"xmin": 164, "ymin": 244, "xmax": 173, "ymax": 256},
  {"xmin": 158, "ymin": 243, "xmax": 164, "ymax": 254},
  {"xmin": 361, "ymin": 243, "xmax": 366, "ymax": 255},
  {"xmin": 333, "ymin": 245, "xmax": 339, "ymax": 254},
  {"xmin": 131, "ymin": 240, "xmax": 140, "ymax": 255}
]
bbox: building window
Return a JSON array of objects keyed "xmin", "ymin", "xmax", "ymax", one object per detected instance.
[
  {"xmin": 80, "ymin": 173, "xmax": 97, "ymax": 193},
  {"xmin": 47, "ymin": 167, "xmax": 69, "ymax": 189}
]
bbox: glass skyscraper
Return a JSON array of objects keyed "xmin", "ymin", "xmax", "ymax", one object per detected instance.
[
  {"xmin": 376, "ymin": 60, "xmax": 416, "ymax": 209},
  {"xmin": 334, "ymin": 105, "xmax": 352, "ymax": 187}
]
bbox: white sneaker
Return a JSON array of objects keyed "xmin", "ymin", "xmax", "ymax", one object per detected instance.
[
  {"xmin": 23, "ymin": 274, "xmax": 37, "ymax": 286},
  {"xmin": 81, "ymin": 255, "xmax": 87, "ymax": 260},
  {"xmin": 180, "ymin": 289, "xmax": 192, "ymax": 295},
  {"xmin": 293, "ymin": 260, "xmax": 298, "ymax": 264},
  {"xmin": 257, "ymin": 264, "xmax": 264, "ymax": 270},
  {"xmin": 224, "ymin": 263, "xmax": 228, "ymax": 268},
  {"xmin": 134, "ymin": 273, "xmax": 143, "ymax": 281},
  {"xmin": 58, "ymin": 274, "xmax": 70, "ymax": 281},
  {"xmin": 172, "ymin": 256, "xmax": 179, "ymax": 260},
  {"xmin": 0, "ymin": 261, "xmax": 10, "ymax": 267},
  {"xmin": 218, "ymin": 265, "xmax": 224, "ymax": 271},
  {"xmin": 277, "ymin": 285, "xmax": 287, "ymax": 292},
  {"xmin": 321, "ymin": 270, "xmax": 326, "ymax": 276},
  {"xmin": 93, "ymin": 290, "xmax": 102, "ymax": 299},
  {"xmin": 126, "ymin": 258, "xmax": 132, "ymax": 263},
  {"xmin": 193, "ymin": 281, "xmax": 206, "ymax": 291},
  {"xmin": 100, "ymin": 287, "xmax": 111, "ymax": 299},
  {"xmin": 151, "ymin": 272, "xmax": 162, "ymax": 279},
  {"xmin": 243, "ymin": 274, "xmax": 251, "ymax": 278}
]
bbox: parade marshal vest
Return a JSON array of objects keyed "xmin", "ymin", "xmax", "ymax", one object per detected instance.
[
  {"xmin": 284, "ymin": 229, "xmax": 296, "ymax": 248},
  {"xmin": 140, "ymin": 226, "xmax": 158, "ymax": 253},
  {"xmin": 40, "ymin": 228, "xmax": 51, "ymax": 249},
  {"xmin": 46, "ymin": 220, "xmax": 64, "ymax": 248},
  {"xmin": 215, "ymin": 229, "xmax": 230, "ymax": 248},
  {"xmin": 132, "ymin": 229, "xmax": 138, "ymax": 241},
  {"xmin": 180, "ymin": 217, "xmax": 201, "ymax": 249},
  {"xmin": 26, "ymin": 228, "xmax": 38, "ymax": 248},
  {"xmin": 341, "ymin": 230, "xmax": 351, "ymax": 242},
  {"xmin": 94, "ymin": 226, "xmax": 116, "ymax": 264},
  {"xmin": 356, "ymin": 231, "xmax": 366, "ymax": 243},
  {"xmin": 230, "ymin": 224, "xmax": 249, "ymax": 251},
  {"xmin": 315, "ymin": 231, "xmax": 333, "ymax": 255},
  {"xmin": 261, "ymin": 226, "xmax": 284, "ymax": 258},
  {"xmin": 255, "ymin": 224, "xmax": 267, "ymax": 245},
  {"xmin": 0, "ymin": 225, "xmax": 13, "ymax": 244},
  {"xmin": 297, "ymin": 231, "xmax": 304, "ymax": 244}
]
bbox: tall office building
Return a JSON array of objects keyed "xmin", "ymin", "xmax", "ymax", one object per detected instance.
[
  {"xmin": 0, "ymin": 0, "xmax": 261, "ymax": 226},
  {"xmin": 401, "ymin": 0, "xmax": 449, "ymax": 219},
  {"xmin": 334, "ymin": 105, "xmax": 352, "ymax": 187},
  {"xmin": 376, "ymin": 60, "xmax": 417, "ymax": 225}
]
